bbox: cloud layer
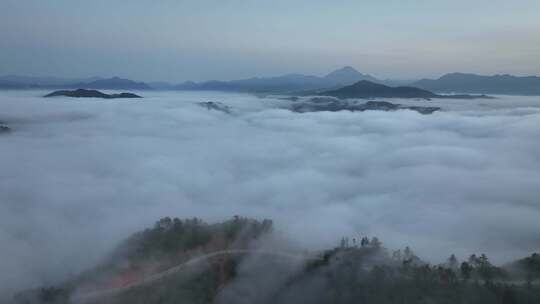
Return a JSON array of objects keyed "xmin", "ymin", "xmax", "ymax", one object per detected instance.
[{"xmin": 1, "ymin": 90, "xmax": 540, "ymax": 297}]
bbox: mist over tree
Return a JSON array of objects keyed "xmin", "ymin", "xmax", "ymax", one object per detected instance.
[{"xmin": 12, "ymin": 218, "xmax": 540, "ymax": 304}]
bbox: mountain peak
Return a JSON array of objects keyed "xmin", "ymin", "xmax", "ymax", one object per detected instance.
[
  {"xmin": 81, "ymin": 77, "xmax": 151, "ymax": 90},
  {"xmin": 335, "ymin": 66, "xmax": 359, "ymax": 73},
  {"xmin": 325, "ymin": 66, "xmax": 360, "ymax": 77},
  {"xmin": 324, "ymin": 66, "xmax": 378, "ymax": 85}
]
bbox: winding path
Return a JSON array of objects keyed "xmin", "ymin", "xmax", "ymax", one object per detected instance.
[{"xmin": 72, "ymin": 249, "xmax": 315, "ymax": 303}]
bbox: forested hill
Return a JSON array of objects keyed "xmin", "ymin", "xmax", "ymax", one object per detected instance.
[{"xmin": 13, "ymin": 217, "xmax": 540, "ymax": 304}]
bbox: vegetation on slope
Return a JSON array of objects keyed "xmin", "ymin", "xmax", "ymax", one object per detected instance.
[{"xmin": 13, "ymin": 217, "xmax": 540, "ymax": 304}]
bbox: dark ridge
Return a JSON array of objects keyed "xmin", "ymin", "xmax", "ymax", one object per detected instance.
[
  {"xmin": 290, "ymin": 98, "xmax": 440, "ymax": 114},
  {"xmin": 0, "ymin": 76, "xmax": 151, "ymax": 90},
  {"xmin": 44, "ymin": 89, "xmax": 142, "ymax": 99},
  {"xmin": 321, "ymin": 80, "xmax": 491, "ymax": 99},
  {"xmin": 197, "ymin": 101, "xmax": 232, "ymax": 114},
  {"xmin": 321, "ymin": 80, "xmax": 437, "ymax": 99}
]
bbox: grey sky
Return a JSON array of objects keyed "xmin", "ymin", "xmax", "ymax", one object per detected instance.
[{"xmin": 1, "ymin": 0, "xmax": 539, "ymax": 81}]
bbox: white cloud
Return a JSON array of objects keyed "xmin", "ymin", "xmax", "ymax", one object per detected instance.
[{"xmin": 1, "ymin": 91, "xmax": 540, "ymax": 297}]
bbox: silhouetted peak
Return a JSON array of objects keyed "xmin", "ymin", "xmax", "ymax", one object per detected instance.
[
  {"xmin": 324, "ymin": 66, "xmax": 378, "ymax": 84},
  {"xmin": 325, "ymin": 66, "xmax": 362, "ymax": 78},
  {"xmin": 335, "ymin": 66, "xmax": 359, "ymax": 73}
]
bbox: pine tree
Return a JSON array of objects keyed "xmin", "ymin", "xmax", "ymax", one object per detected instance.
[
  {"xmin": 447, "ymin": 254, "xmax": 459, "ymax": 270},
  {"xmin": 370, "ymin": 237, "xmax": 382, "ymax": 249},
  {"xmin": 460, "ymin": 262, "xmax": 473, "ymax": 282}
]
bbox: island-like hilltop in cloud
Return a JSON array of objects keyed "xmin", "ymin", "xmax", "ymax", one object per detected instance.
[
  {"xmin": 44, "ymin": 89, "xmax": 142, "ymax": 99},
  {"xmin": 319, "ymin": 80, "xmax": 491, "ymax": 99}
]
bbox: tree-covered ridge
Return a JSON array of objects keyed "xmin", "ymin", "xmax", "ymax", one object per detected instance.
[
  {"xmin": 115, "ymin": 216, "xmax": 272, "ymax": 260},
  {"xmin": 520, "ymin": 253, "xmax": 540, "ymax": 283},
  {"xmin": 76, "ymin": 217, "xmax": 273, "ymax": 290},
  {"xmin": 13, "ymin": 218, "xmax": 540, "ymax": 304},
  {"xmin": 286, "ymin": 241, "xmax": 533, "ymax": 304},
  {"xmin": 506, "ymin": 253, "xmax": 540, "ymax": 286},
  {"xmin": 14, "ymin": 217, "xmax": 273, "ymax": 304}
]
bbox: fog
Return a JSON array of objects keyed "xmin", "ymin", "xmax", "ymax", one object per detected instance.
[{"xmin": 1, "ymin": 90, "xmax": 540, "ymax": 297}]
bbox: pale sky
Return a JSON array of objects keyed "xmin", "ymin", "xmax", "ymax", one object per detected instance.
[{"xmin": 1, "ymin": 0, "xmax": 539, "ymax": 81}]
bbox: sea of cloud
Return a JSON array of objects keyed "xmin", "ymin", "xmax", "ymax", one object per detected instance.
[{"xmin": 1, "ymin": 90, "xmax": 540, "ymax": 297}]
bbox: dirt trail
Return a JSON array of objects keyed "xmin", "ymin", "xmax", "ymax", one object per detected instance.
[{"xmin": 71, "ymin": 249, "xmax": 314, "ymax": 303}]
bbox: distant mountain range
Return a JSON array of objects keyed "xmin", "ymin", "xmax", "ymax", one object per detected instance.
[
  {"xmin": 0, "ymin": 67, "xmax": 376, "ymax": 92},
  {"xmin": 0, "ymin": 76, "xmax": 150, "ymax": 90},
  {"xmin": 413, "ymin": 73, "xmax": 540, "ymax": 95},
  {"xmin": 2, "ymin": 69, "xmax": 540, "ymax": 95},
  {"xmin": 69, "ymin": 77, "xmax": 151, "ymax": 90},
  {"xmin": 174, "ymin": 66, "xmax": 379, "ymax": 93},
  {"xmin": 0, "ymin": 75, "xmax": 102, "ymax": 88}
]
